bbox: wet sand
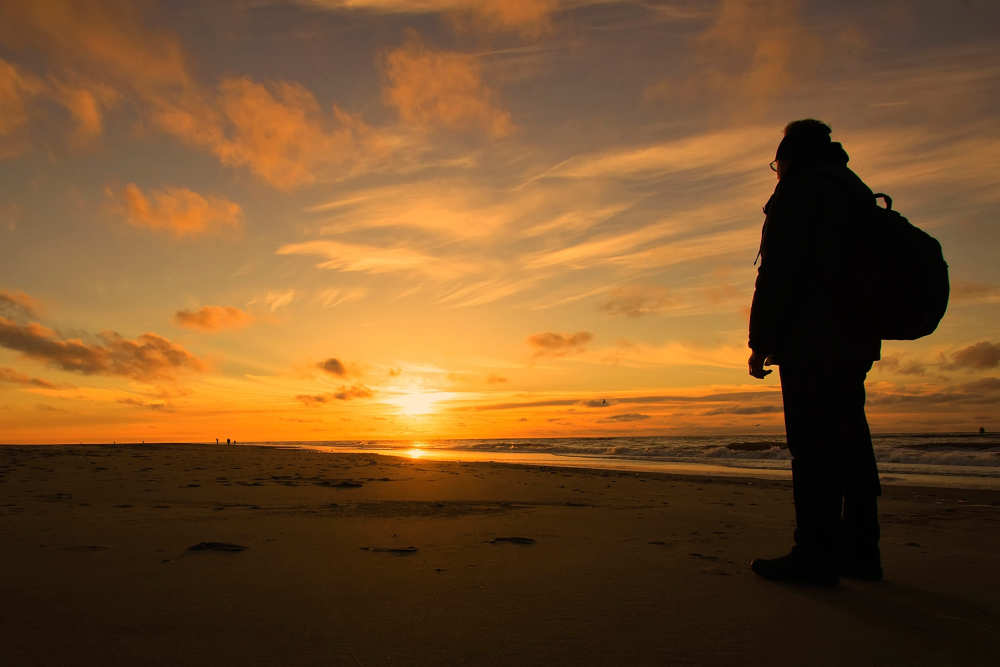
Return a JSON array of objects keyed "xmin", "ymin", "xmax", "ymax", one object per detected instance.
[{"xmin": 0, "ymin": 443, "xmax": 997, "ymax": 666}]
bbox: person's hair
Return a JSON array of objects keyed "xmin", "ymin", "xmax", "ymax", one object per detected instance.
[
  {"xmin": 784, "ymin": 119, "xmax": 831, "ymax": 142},
  {"xmin": 776, "ymin": 118, "xmax": 845, "ymax": 164}
]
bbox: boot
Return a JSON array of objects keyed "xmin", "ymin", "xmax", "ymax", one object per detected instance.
[{"xmin": 752, "ymin": 459, "xmax": 840, "ymax": 586}]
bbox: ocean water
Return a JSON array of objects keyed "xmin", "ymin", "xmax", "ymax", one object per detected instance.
[{"xmin": 258, "ymin": 432, "xmax": 1000, "ymax": 490}]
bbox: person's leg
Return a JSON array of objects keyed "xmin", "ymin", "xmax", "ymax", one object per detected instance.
[
  {"xmin": 838, "ymin": 361, "xmax": 882, "ymax": 580},
  {"xmin": 751, "ymin": 362, "xmax": 840, "ymax": 585}
]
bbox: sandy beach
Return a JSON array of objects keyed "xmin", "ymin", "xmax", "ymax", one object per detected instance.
[{"xmin": 1, "ymin": 443, "xmax": 998, "ymax": 666}]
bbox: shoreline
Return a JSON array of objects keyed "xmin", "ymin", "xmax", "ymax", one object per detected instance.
[{"xmin": 4, "ymin": 440, "xmax": 999, "ymax": 491}]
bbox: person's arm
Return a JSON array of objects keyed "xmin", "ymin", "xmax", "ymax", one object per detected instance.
[{"xmin": 748, "ymin": 176, "xmax": 815, "ymax": 366}]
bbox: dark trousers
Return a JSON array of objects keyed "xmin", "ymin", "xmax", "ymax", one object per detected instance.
[{"xmin": 779, "ymin": 360, "xmax": 880, "ymax": 558}]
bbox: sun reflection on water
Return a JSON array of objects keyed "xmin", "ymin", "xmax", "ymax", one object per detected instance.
[{"xmin": 406, "ymin": 443, "xmax": 427, "ymax": 459}]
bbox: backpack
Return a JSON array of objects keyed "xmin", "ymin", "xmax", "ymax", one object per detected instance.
[{"xmin": 849, "ymin": 193, "xmax": 949, "ymax": 340}]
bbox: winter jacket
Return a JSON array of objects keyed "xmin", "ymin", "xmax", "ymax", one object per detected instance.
[{"xmin": 748, "ymin": 160, "xmax": 881, "ymax": 364}]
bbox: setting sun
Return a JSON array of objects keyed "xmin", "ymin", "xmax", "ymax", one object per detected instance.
[{"xmin": 391, "ymin": 392, "xmax": 445, "ymax": 416}]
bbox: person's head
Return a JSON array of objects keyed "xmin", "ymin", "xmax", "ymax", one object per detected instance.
[{"xmin": 773, "ymin": 118, "xmax": 846, "ymax": 179}]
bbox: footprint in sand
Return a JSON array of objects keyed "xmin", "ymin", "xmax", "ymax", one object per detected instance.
[
  {"xmin": 61, "ymin": 545, "xmax": 111, "ymax": 552},
  {"xmin": 361, "ymin": 546, "xmax": 418, "ymax": 555},
  {"xmin": 489, "ymin": 537, "xmax": 536, "ymax": 545},
  {"xmin": 187, "ymin": 542, "xmax": 248, "ymax": 552}
]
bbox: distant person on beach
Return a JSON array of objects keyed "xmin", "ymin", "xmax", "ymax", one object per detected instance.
[
  {"xmin": 747, "ymin": 119, "xmax": 882, "ymax": 585},
  {"xmin": 227, "ymin": 438, "xmax": 231, "ymax": 446}
]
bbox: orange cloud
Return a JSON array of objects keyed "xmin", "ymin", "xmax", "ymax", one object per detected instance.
[
  {"xmin": 333, "ymin": 384, "xmax": 373, "ymax": 400},
  {"xmin": 174, "ymin": 306, "xmax": 253, "ymax": 332},
  {"xmin": 646, "ymin": 0, "xmax": 866, "ymax": 113},
  {"xmin": 599, "ymin": 285, "xmax": 674, "ymax": 318},
  {"xmin": 449, "ymin": 0, "xmax": 558, "ymax": 36},
  {"xmin": 946, "ymin": 341, "xmax": 1000, "ymax": 370},
  {"xmin": 0, "ymin": 59, "xmax": 120, "ymax": 154},
  {"xmin": 527, "ymin": 331, "xmax": 593, "ymax": 357},
  {"xmin": 0, "ymin": 60, "xmax": 45, "ymax": 157},
  {"xmin": 110, "ymin": 184, "xmax": 242, "ymax": 237},
  {"xmin": 301, "ymin": 1, "xmax": 558, "ymax": 36},
  {"xmin": 381, "ymin": 33, "xmax": 514, "ymax": 137},
  {"xmin": 2, "ymin": 4, "xmax": 390, "ymax": 187},
  {"xmin": 0, "ymin": 316, "xmax": 203, "ymax": 380},
  {"xmin": 295, "ymin": 384, "xmax": 373, "ymax": 405},
  {"xmin": 118, "ymin": 397, "xmax": 170, "ymax": 411},
  {"xmin": 295, "ymin": 393, "xmax": 331, "ymax": 407},
  {"xmin": 0, "ymin": 2, "xmax": 183, "ymax": 152},
  {"xmin": 0, "ymin": 367, "xmax": 61, "ymax": 389},
  {"xmin": 0, "ymin": 290, "xmax": 41, "ymax": 320},
  {"xmin": 47, "ymin": 78, "xmax": 119, "ymax": 146},
  {"xmin": 151, "ymin": 78, "xmax": 381, "ymax": 190},
  {"xmin": 0, "ymin": 0, "xmax": 191, "ymax": 93},
  {"xmin": 950, "ymin": 280, "xmax": 1000, "ymax": 305},
  {"xmin": 318, "ymin": 358, "xmax": 347, "ymax": 377}
]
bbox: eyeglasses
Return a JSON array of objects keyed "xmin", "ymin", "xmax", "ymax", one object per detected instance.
[{"xmin": 769, "ymin": 160, "xmax": 778, "ymax": 172}]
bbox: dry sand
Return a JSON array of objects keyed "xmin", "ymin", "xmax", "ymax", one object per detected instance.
[{"xmin": 0, "ymin": 443, "xmax": 998, "ymax": 666}]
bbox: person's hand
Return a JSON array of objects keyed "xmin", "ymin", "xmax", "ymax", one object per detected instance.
[{"xmin": 748, "ymin": 350, "xmax": 773, "ymax": 379}]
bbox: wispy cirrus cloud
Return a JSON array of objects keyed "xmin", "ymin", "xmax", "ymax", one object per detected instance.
[
  {"xmin": 586, "ymin": 339, "xmax": 747, "ymax": 370},
  {"xmin": 277, "ymin": 239, "xmax": 475, "ymax": 279},
  {"xmin": 109, "ymin": 184, "xmax": 242, "ymax": 237},
  {"xmin": 950, "ymin": 280, "xmax": 1000, "ymax": 306},
  {"xmin": 600, "ymin": 412, "xmax": 650, "ymax": 422},
  {"xmin": 317, "ymin": 287, "xmax": 367, "ymax": 308},
  {"xmin": 539, "ymin": 126, "xmax": 774, "ymax": 183},
  {"xmin": 457, "ymin": 388, "xmax": 782, "ymax": 412},
  {"xmin": 174, "ymin": 306, "xmax": 253, "ymax": 332},
  {"xmin": 263, "ymin": 290, "xmax": 296, "ymax": 312},
  {"xmin": 599, "ymin": 284, "xmax": 674, "ymax": 318},
  {"xmin": 0, "ymin": 316, "xmax": 203, "ymax": 380},
  {"xmin": 299, "ymin": 0, "xmax": 562, "ymax": 36}
]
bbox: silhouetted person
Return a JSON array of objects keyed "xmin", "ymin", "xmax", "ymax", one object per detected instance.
[
  {"xmin": 748, "ymin": 119, "xmax": 882, "ymax": 585},
  {"xmin": 227, "ymin": 438, "xmax": 231, "ymax": 446}
]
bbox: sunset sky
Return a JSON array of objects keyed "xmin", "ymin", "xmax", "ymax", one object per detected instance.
[{"xmin": 1, "ymin": 0, "xmax": 998, "ymax": 443}]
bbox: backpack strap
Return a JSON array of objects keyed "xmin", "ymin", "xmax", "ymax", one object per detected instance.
[{"xmin": 873, "ymin": 192, "xmax": 892, "ymax": 210}]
